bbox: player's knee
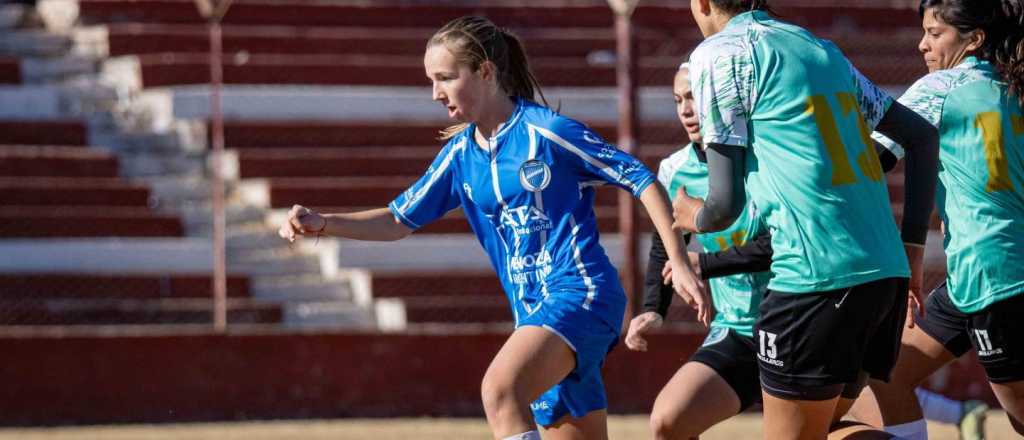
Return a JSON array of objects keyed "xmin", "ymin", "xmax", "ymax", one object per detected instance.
[
  {"xmin": 649, "ymin": 409, "xmax": 690, "ymax": 440},
  {"xmin": 480, "ymin": 373, "xmax": 517, "ymax": 416}
]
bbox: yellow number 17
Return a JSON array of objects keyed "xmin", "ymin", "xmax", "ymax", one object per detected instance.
[
  {"xmin": 806, "ymin": 93, "xmax": 884, "ymax": 186},
  {"xmin": 976, "ymin": 112, "xmax": 1023, "ymax": 193}
]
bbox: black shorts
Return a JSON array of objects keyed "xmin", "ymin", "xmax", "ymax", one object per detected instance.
[
  {"xmin": 917, "ymin": 283, "xmax": 1024, "ymax": 383},
  {"xmin": 689, "ymin": 327, "xmax": 762, "ymax": 412},
  {"xmin": 755, "ymin": 277, "xmax": 908, "ymax": 401}
]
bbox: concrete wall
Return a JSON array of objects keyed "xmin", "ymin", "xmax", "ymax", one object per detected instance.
[{"xmin": 0, "ymin": 328, "xmax": 993, "ymax": 426}]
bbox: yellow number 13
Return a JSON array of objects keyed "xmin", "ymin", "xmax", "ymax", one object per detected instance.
[{"xmin": 807, "ymin": 93, "xmax": 884, "ymax": 186}]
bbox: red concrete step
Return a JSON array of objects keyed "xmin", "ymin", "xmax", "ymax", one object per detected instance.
[
  {"xmin": 223, "ymin": 120, "xmax": 685, "ymax": 148},
  {"xmin": 400, "ymin": 295, "xmax": 511, "ymax": 324},
  {"xmin": 104, "ymin": 23, "xmax": 921, "ymax": 59},
  {"xmin": 137, "ymin": 52, "xmax": 923, "ymax": 87},
  {"xmin": 0, "ymin": 145, "xmax": 119, "ymax": 178},
  {"xmin": 78, "ymin": 1, "xmax": 919, "ymax": 30},
  {"xmin": 135, "ymin": 53, "xmax": 629, "ymax": 87},
  {"xmin": 0, "ymin": 121, "xmax": 88, "ymax": 146},
  {"xmin": 236, "ymin": 147, "xmax": 439, "ymax": 178},
  {"xmin": 0, "ymin": 57, "xmax": 20, "ymax": 84},
  {"xmin": 0, "ymin": 274, "xmax": 250, "ymax": 299},
  {"xmin": 370, "ymin": 271, "xmax": 502, "ymax": 298},
  {"xmin": 0, "ymin": 298, "xmax": 282, "ymax": 325},
  {"xmin": 0, "ymin": 178, "xmax": 151, "ymax": 206},
  {"xmin": 79, "ymin": 2, "xmax": 617, "ymax": 27},
  {"xmin": 0, "ymin": 206, "xmax": 184, "ymax": 237},
  {"xmin": 106, "ymin": 24, "xmax": 670, "ymax": 58}
]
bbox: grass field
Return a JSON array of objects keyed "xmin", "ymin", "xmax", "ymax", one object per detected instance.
[{"xmin": 0, "ymin": 413, "xmax": 1015, "ymax": 440}]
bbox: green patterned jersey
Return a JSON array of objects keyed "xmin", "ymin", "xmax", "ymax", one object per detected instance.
[
  {"xmin": 659, "ymin": 144, "xmax": 769, "ymax": 336},
  {"xmin": 690, "ymin": 11, "xmax": 908, "ymax": 293},
  {"xmin": 874, "ymin": 57, "xmax": 1024, "ymax": 313}
]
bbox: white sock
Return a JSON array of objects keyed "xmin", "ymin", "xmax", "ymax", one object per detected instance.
[
  {"xmin": 915, "ymin": 387, "xmax": 963, "ymax": 425},
  {"xmin": 884, "ymin": 419, "xmax": 928, "ymax": 440},
  {"xmin": 502, "ymin": 430, "xmax": 541, "ymax": 440}
]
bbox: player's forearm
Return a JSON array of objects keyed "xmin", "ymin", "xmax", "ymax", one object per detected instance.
[
  {"xmin": 695, "ymin": 143, "xmax": 746, "ymax": 232},
  {"xmin": 321, "ymin": 208, "xmax": 413, "ymax": 241},
  {"xmin": 642, "ymin": 230, "xmax": 675, "ymax": 318},
  {"xmin": 640, "ymin": 184, "xmax": 689, "ymax": 267},
  {"xmin": 876, "ymin": 102, "xmax": 939, "ymax": 246},
  {"xmin": 699, "ymin": 232, "xmax": 773, "ymax": 279}
]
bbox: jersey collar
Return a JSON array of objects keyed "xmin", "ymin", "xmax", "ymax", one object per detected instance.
[
  {"xmin": 956, "ymin": 56, "xmax": 991, "ymax": 72},
  {"xmin": 724, "ymin": 10, "xmax": 770, "ymax": 31},
  {"xmin": 469, "ymin": 97, "xmax": 526, "ymax": 144}
]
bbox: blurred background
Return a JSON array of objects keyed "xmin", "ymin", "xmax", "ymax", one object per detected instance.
[{"xmin": 0, "ymin": 0, "xmax": 996, "ymax": 432}]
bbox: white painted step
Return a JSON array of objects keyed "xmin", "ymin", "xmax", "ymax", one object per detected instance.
[
  {"xmin": 250, "ymin": 273, "xmax": 354, "ymax": 303},
  {"xmin": 226, "ymin": 251, "xmax": 322, "ymax": 277},
  {"xmin": 165, "ymin": 85, "xmax": 679, "ymax": 123}
]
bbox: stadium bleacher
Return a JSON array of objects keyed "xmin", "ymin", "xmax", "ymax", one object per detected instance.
[
  {"xmin": 1, "ymin": 0, "xmax": 1000, "ymax": 427},
  {"xmin": 3, "ymin": 0, "xmax": 931, "ymax": 327}
]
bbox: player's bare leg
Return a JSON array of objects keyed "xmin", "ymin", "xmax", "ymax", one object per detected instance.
[
  {"xmin": 869, "ymin": 324, "xmax": 954, "ymax": 427},
  {"xmin": 761, "ymin": 392, "xmax": 838, "ymax": 440},
  {"xmin": 848, "ymin": 386, "xmax": 884, "ymax": 427},
  {"xmin": 650, "ymin": 361, "xmax": 741, "ymax": 440},
  {"xmin": 990, "ymin": 379, "xmax": 1024, "ymax": 435},
  {"xmin": 481, "ymin": 326, "xmax": 579, "ymax": 439}
]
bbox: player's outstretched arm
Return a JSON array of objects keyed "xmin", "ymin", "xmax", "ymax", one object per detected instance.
[{"xmin": 278, "ymin": 205, "xmax": 413, "ymax": 243}]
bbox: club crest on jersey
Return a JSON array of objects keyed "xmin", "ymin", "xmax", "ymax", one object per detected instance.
[
  {"xmin": 519, "ymin": 159, "xmax": 551, "ymax": 192},
  {"xmin": 702, "ymin": 326, "xmax": 728, "ymax": 347}
]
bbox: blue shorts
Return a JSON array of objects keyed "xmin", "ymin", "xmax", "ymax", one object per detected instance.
[{"xmin": 516, "ymin": 292, "xmax": 622, "ymax": 427}]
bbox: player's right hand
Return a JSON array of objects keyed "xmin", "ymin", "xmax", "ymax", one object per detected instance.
[
  {"xmin": 670, "ymin": 260, "xmax": 711, "ymax": 327},
  {"xmin": 278, "ymin": 204, "xmax": 326, "ymax": 243},
  {"xmin": 903, "ymin": 243, "xmax": 926, "ymax": 328},
  {"xmin": 625, "ymin": 311, "xmax": 663, "ymax": 352}
]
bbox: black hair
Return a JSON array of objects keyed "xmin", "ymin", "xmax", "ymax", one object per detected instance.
[
  {"xmin": 920, "ymin": 0, "xmax": 1024, "ymax": 106},
  {"xmin": 709, "ymin": 0, "xmax": 774, "ymax": 16}
]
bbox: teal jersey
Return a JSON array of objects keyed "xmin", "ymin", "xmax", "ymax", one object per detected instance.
[
  {"xmin": 874, "ymin": 57, "xmax": 1024, "ymax": 313},
  {"xmin": 690, "ymin": 11, "xmax": 909, "ymax": 293},
  {"xmin": 659, "ymin": 144, "xmax": 769, "ymax": 336}
]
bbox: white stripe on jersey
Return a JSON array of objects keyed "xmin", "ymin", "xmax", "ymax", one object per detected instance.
[
  {"xmin": 395, "ymin": 138, "xmax": 467, "ymax": 226},
  {"xmin": 529, "ymin": 124, "xmax": 639, "ymax": 192},
  {"xmin": 527, "ymin": 126, "xmax": 551, "ymax": 302},
  {"xmin": 568, "ymin": 215, "xmax": 597, "ymax": 310}
]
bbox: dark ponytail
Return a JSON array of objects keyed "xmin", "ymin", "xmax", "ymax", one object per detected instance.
[
  {"xmin": 709, "ymin": 0, "xmax": 775, "ymax": 16},
  {"xmin": 920, "ymin": 0, "xmax": 1024, "ymax": 107},
  {"xmin": 995, "ymin": 0, "xmax": 1024, "ymax": 106},
  {"xmin": 428, "ymin": 16, "xmax": 549, "ymax": 140}
]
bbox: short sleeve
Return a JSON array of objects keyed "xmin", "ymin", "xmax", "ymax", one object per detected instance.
[
  {"xmin": 689, "ymin": 38, "xmax": 755, "ymax": 147},
  {"xmin": 387, "ymin": 138, "xmax": 465, "ymax": 229},
  {"xmin": 847, "ymin": 59, "xmax": 894, "ymax": 130},
  {"xmin": 530, "ymin": 117, "xmax": 654, "ymax": 197},
  {"xmin": 656, "ymin": 147, "xmax": 691, "ymax": 192},
  {"xmin": 870, "ymin": 72, "xmax": 951, "ymax": 159}
]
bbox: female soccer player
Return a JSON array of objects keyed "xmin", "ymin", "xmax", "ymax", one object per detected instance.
[
  {"xmin": 629, "ymin": 61, "xmax": 913, "ymax": 440},
  {"xmin": 277, "ymin": 16, "xmax": 708, "ymax": 440},
  {"xmin": 625, "ymin": 62, "xmax": 769, "ymax": 440},
  {"xmin": 673, "ymin": 0, "xmax": 940, "ymax": 438},
  {"xmin": 860, "ymin": 1, "xmax": 1024, "ymax": 438}
]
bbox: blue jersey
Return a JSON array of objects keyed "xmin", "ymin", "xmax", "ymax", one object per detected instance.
[{"xmin": 389, "ymin": 98, "xmax": 656, "ymax": 329}]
